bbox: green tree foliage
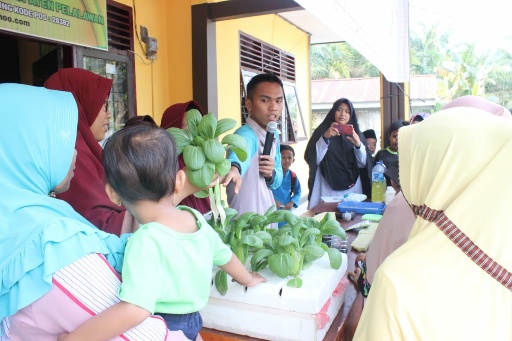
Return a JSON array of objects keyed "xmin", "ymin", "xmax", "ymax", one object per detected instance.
[
  {"xmin": 409, "ymin": 23, "xmax": 452, "ymax": 75},
  {"xmin": 485, "ymin": 49, "xmax": 512, "ymax": 109},
  {"xmin": 311, "ymin": 27, "xmax": 512, "ymax": 110},
  {"xmin": 436, "ymin": 44, "xmax": 493, "ymax": 102},
  {"xmin": 310, "ymin": 42, "xmax": 379, "ymax": 79}
]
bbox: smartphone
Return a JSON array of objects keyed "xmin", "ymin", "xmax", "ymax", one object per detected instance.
[{"xmin": 335, "ymin": 124, "xmax": 353, "ymax": 135}]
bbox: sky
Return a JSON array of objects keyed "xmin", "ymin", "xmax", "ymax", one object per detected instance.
[{"xmin": 409, "ymin": 0, "xmax": 511, "ymax": 53}]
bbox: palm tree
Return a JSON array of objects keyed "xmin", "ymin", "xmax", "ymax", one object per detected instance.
[
  {"xmin": 485, "ymin": 49, "xmax": 512, "ymax": 109},
  {"xmin": 436, "ymin": 44, "xmax": 510, "ymax": 106},
  {"xmin": 310, "ymin": 42, "xmax": 378, "ymax": 79},
  {"xmin": 410, "ymin": 23, "xmax": 452, "ymax": 75},
  {"xmin": 310, "ymin": 27, "xmax": 512, "ymax": 109}
]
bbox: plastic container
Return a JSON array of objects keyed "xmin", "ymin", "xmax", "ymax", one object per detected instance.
[
  {"xmin": 203, "ymin": 253, "xmax": 349, "ymax": 341},
  {"xmin": 371, "ymin": 161, "xmax": 386, "ymax": 203},
  {"xmin": 385, "ymin": 186, "xmax": 396, "ymax": 205},
  {"xmin": 338, "ymin": 201, "xmax": 386, "ymax": 215}
]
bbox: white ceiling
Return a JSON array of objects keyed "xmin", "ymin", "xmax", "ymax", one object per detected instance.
[{"xmin": 279, "ymin": 10, "xmax": 345, "ymax": 45}]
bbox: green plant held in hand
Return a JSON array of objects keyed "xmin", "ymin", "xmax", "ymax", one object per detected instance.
[{"xmin": 166, "ymin": 109, "xmax": 248, "ymax": 189}]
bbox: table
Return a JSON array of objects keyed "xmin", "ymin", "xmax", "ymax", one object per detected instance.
[{"xmin": 201, "ymin": 202, "xmax": 364, "ymax": 341}]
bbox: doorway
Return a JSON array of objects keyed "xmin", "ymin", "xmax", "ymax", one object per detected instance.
[
  {"xmin": 0, "ymin": 32, "xmax": 136, "ymax": 138},
  {"xmin": 0, "ymin": 33, "xmax": 71, "ymax": 85}
]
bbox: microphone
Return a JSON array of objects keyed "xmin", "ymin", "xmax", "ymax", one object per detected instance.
[{"xmin": 262, "ymin": 121, "xmax": 278, "ymax": 156}]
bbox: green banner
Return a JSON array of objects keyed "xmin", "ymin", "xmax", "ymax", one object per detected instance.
[{"xmin": 0, "ymin": 0, "xmax": 107, "ymax": 50}]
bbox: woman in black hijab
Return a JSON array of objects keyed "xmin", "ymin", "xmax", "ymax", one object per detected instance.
[{"xmin": 304, "ymin": 98, "xmax": 373, "ymax": 209}]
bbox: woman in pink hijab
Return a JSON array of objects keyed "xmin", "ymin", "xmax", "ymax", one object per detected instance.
[
  {"xmin": 355, "ymin": 97, "xmax": 512, "ymax": 340},
  {"xmin": 341, "ymin": 96, "xmax": 510, "ymax": 340}
]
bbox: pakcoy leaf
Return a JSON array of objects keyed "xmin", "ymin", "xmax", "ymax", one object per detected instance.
[
  {"xmin": 224, "ymin": 207, "xmax": 239, "ymax": 225},
  {"xmin": 289, "ymin": 251, "xmax": 303, "ymax": 276},
  {"xmin": 291, "ymin": 221, "xmax": 306, "ymax": 239},
  {"xmin": 215, "ymin": 230, "xmax": 228, "ymax": 244},
  {"xmin": 214, "ymin": 118, "xmax": 237, "ymax": 137},
  {"xmin": 322, "ymin": 224, "xmax": 347, "ymax": 239},
  {"xmin": 250, "ymin": 249, "xmax": 274, "ymax": 271},
  {"xmin": 287, "ymin": 277, "xmax": 303, "ymax": 288},
  {"xmin": 302, "ymin": 217, "xmax": 320, "ymax": 230},
  {"xmin": 183, "ymin": 145, "xmax": 206, "ymax": 170},
  {"xmin": 299, "ymin": 227, "xmax": 321, "ymax": 247},
  {"xmin": 198, "ymin": 112, "xmax": 217, "ymax": 140},
  {"xmin": 268, "ymin": 253, "xmax": 293, "ymax": 278},
  {"xmin": 214, "ymin": 270, "xmax": 228, "ymax": 296},
  {"xmin": 234, "ymin": 244, "xmax": 246, "ymax": 265},
  {"xmin": 222, "ymin": 134, "xmax": 248, "ymax": 162},
  {"xmin": 166, "ymin": 127, "xmax": 193, "ymax": 155},
  {"xmin": 192, "ymin": 136, "xmax": 206, "ymax": 146},
  {"xmin": 238, "ymin": 234, "xmax": 264, "ymax": 249},
  {"xmin": 209, "ymin": 187, "xmax": 219, "ymax": 223},
  {"xmin": 185, "ymin": 109, "xmax": 203, "ymax": 137},
  {"xmin": 234, "ymin": 212, "xmax": 257, "ymax": 238},
  {"xmin": 301, "ymin": 245, "xmax": 325, "ymax": 258},
  {"xmin": 248, "ymin": 214, "xmax": 267, "ymax": 232},
  {"xmin": 264, "ymin": 204, "xmax": 276, "ymax": 217},
  {"xmin": 215, "ymin": 158, "xmax": 231, "ymax": 177},
  {"xmin": 274, "ymin": 235, "xmax": 298, "ymax": 255},
  {"xmin": 272, "ymin": 226, "xmax": 292, "ymax": 238},
  {"xmin": 284, "ymin": 211, "xmax": 300, "ymax": 226},
  {"xmin": 264, "ymin": 209, "xmax": 295, "ymax": 225},
  {"xmin": 186, "ymin": 161, "xmax": 215, "ymax": 188},
  {"xmin": 203, "ymin": 139, "xmax": 226, "ymax": 164},
  {"xmin": 326, "ymin": 248, "xmax": 343, "ymax": 269},
  {"xmin": 253, "ymin": 231, "xmax": 273, "ymax": 245},
  {"xmin": 193, "ymin": 189, "xmax": 209, "ymax": 198}
]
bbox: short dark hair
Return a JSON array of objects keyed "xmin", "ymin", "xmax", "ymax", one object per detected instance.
[
  {"xmin": 124, "ymin": 115, "xmax": 157, "ymax": 128},
  {"xmin": 246, "ymin": 73, "xmax": 283, "ymax": 100},
  {"xmin": 388, "ymin": 119, "xmax": 408, "ymax": 136},
  {"xmin": 103, "ymin": 124, "xmax": 178, "ymax": 204},
  {"xmin": 280, "ymin": 144, "xmax": 295, "ymax": 157}
]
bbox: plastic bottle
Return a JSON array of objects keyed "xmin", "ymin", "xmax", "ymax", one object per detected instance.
[
  {"xmin": 385, "ymin": 186, "xmax": 395, "ymax": 205},
  {"xmin": 371, "ymin": 161, "xmax": 386, "ymax": 203}
]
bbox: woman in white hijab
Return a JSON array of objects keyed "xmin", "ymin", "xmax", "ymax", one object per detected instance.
[{"xmin": 354, "ymin": 106, "xmax": 512, "ymax": 340}]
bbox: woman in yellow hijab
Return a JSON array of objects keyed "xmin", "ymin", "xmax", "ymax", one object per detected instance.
[{"xmin": 354, "ymin": 106, "xmax": 512, "ymax": 340}]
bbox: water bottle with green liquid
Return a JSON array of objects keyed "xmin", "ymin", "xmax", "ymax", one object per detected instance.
[{"xmin": 371, "ymin": 161, "xmax": 386, "ymax": 202}]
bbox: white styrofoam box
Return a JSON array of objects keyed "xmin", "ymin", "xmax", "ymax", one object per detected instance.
[{"xmin": 202, "ymin": 253, "xmax": 348, "ymax": 341}]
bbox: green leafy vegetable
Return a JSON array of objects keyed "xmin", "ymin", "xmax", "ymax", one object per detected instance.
[
  {"xmin": 186, "ymin": 109, "xmax": 203, "ymax": 137},
  {"xmin": 198, "ymin": 112, "xmax": 217, "ymax": 140},
  {"xmin": 215, "ymin": 270, "xmax": 228, "ymax": 295},
  {"xmin": 203, "ymin": 139, "xmax": 226, "ymax": 164},
  {"xmin": 166, "ymin": 127, "xmax": 193, "ymax": 154},
  {"xmin": 215, "ymin": 118, "xmax": 237, "ymax": 137},
  {"xmin": 186, "ymin": 161, "xmax": 215, "ymax": 188},
  {"xmin": 183, "ymin": 145, "xmax": 206, "ymax": 170}
]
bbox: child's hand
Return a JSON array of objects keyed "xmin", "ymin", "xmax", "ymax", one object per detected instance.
[
  {"xmin": 275, "ymin": 199, "xmax": 283, "ymax": 208},
  {"xmin": 234, "ymin": 271, "xmax": 266, "ymax": 287},
  {"xmin": 284, "ymin": 202, "xmax": 294, "ymax": 210}
]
